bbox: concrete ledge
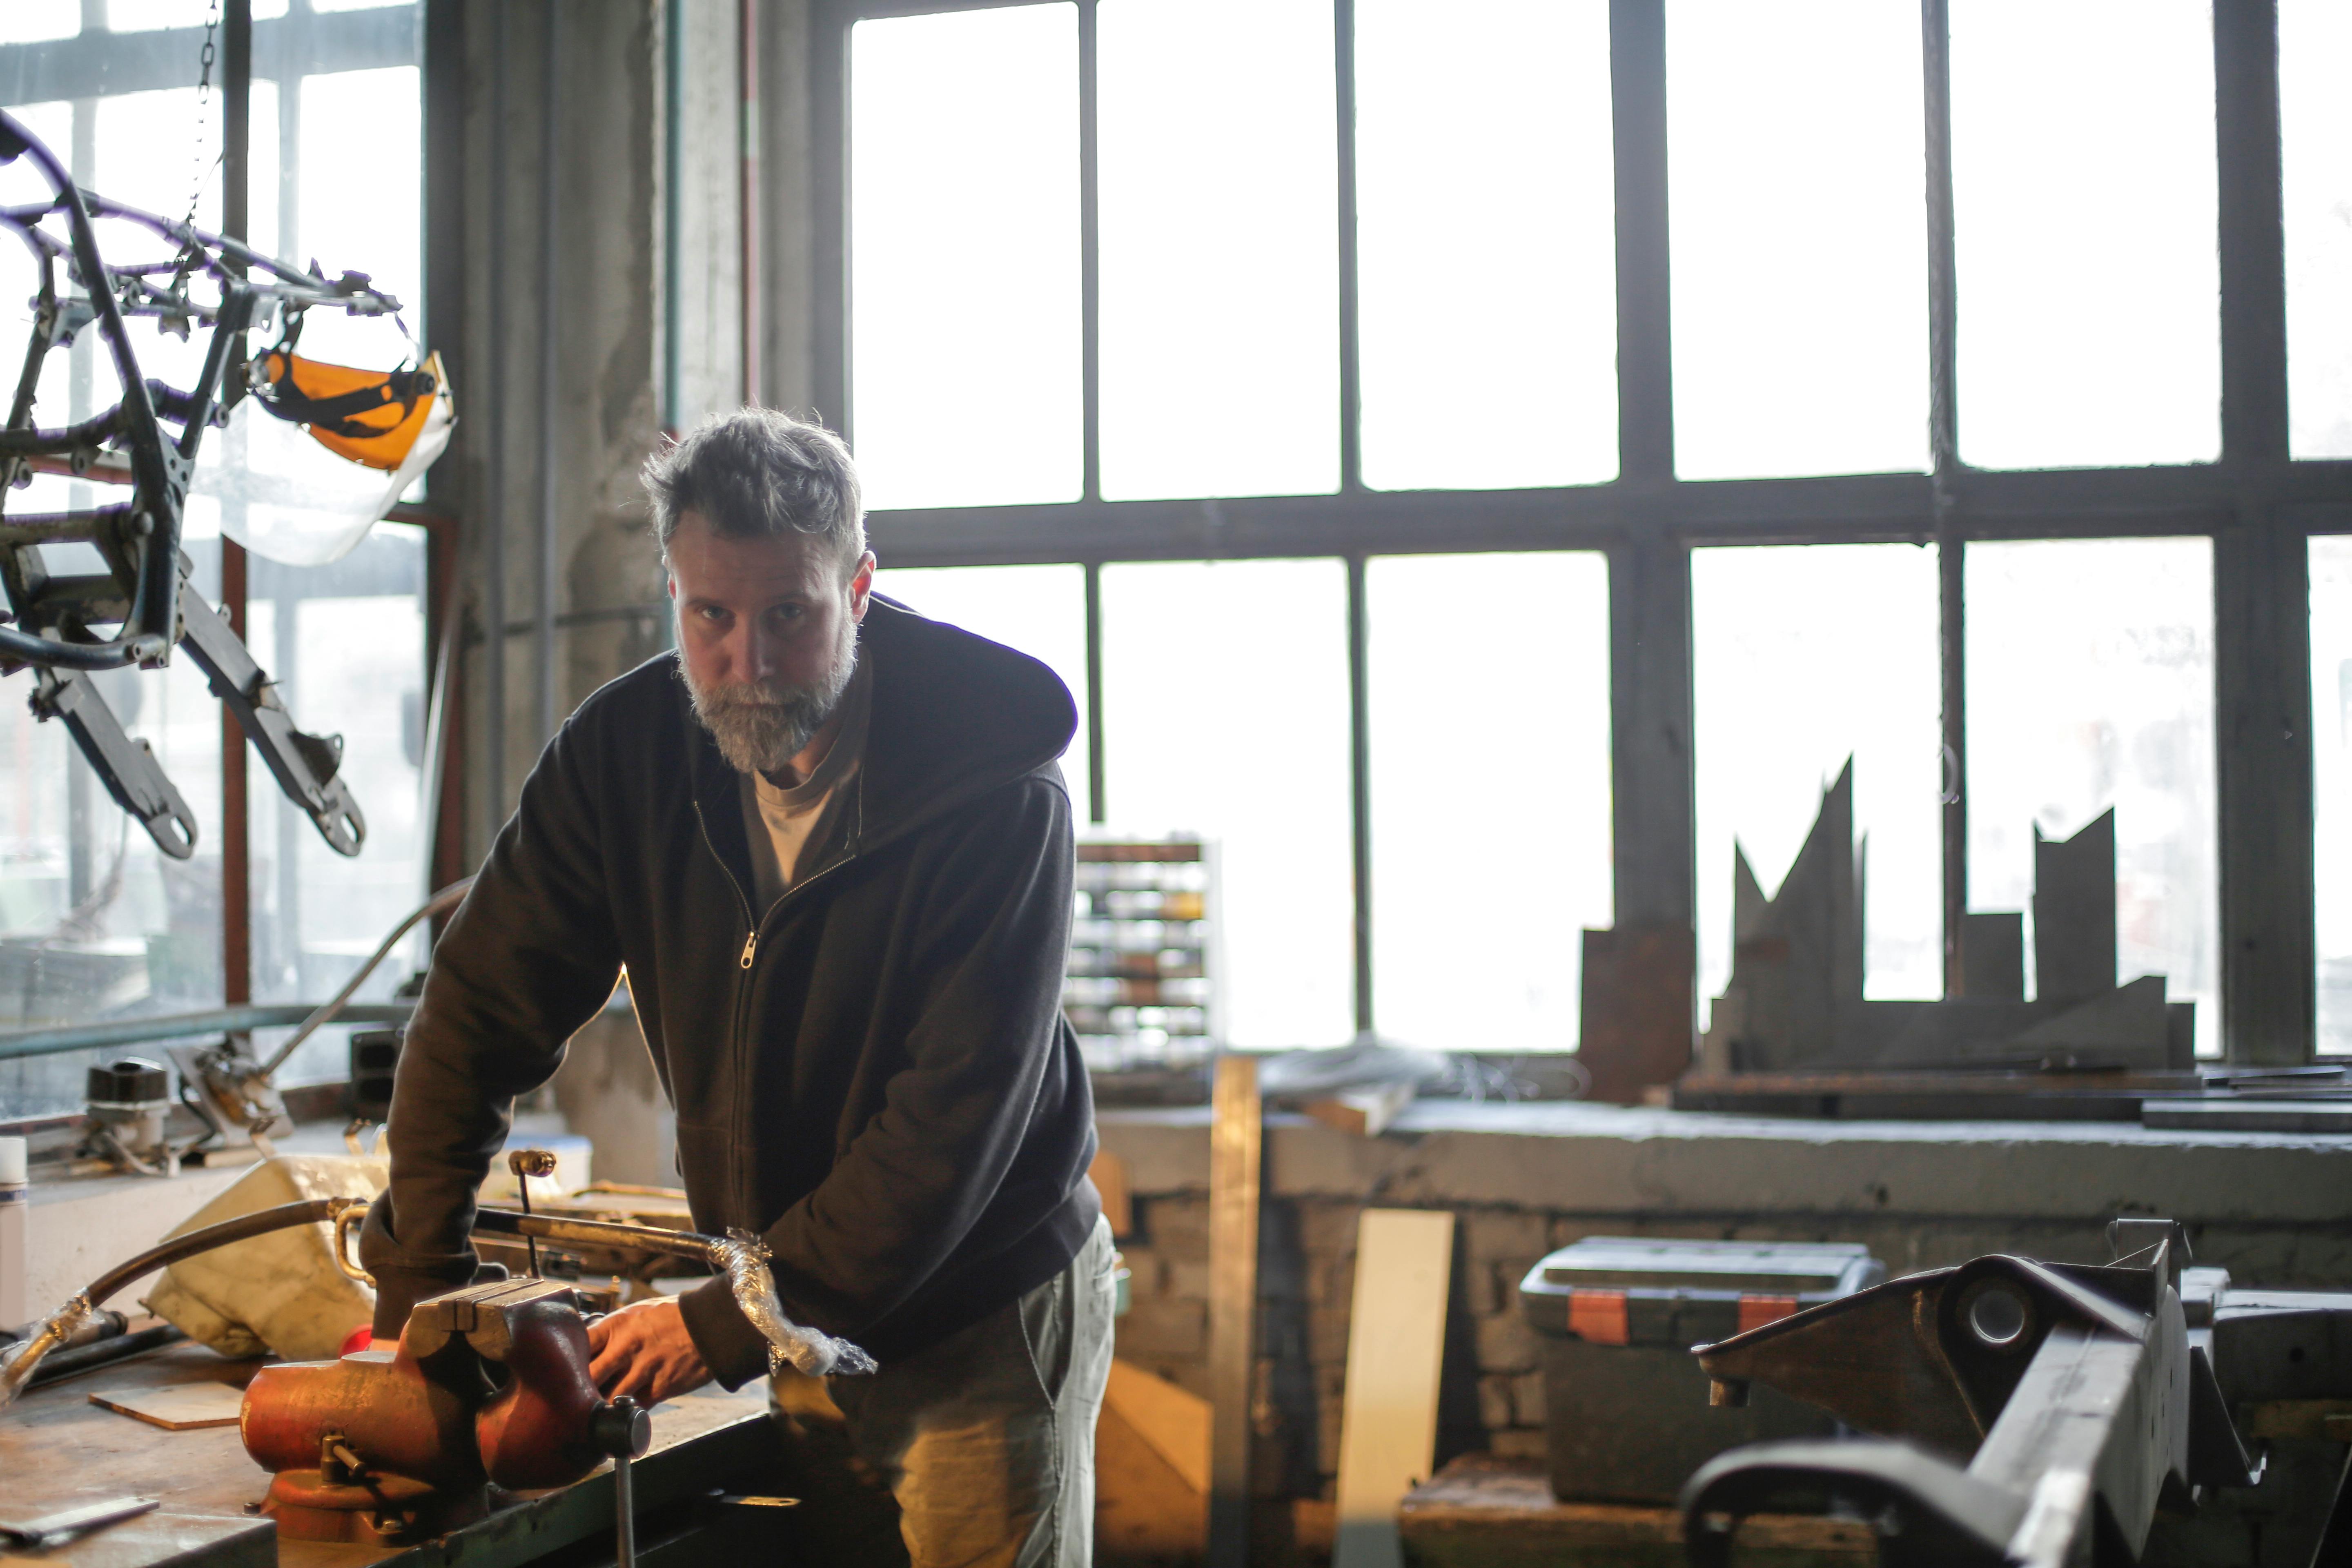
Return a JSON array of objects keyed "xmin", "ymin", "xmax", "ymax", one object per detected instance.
[{"xmin": 1097, "ymin": 1102, "xmax": 2352, "ymax": 1226}]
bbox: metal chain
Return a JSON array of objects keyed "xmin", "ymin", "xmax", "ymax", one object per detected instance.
[{"xmin": 183, "ymin": 0, "xmax": 223, "ymax": 236}]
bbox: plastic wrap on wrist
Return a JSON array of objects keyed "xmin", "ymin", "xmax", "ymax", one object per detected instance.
[{"xmin": 713, "ymin": 1229, "xmax": 878, "ymax": 1378}]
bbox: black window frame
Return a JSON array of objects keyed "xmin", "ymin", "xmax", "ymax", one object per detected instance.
[{"xmin": 808, "ymin": 0, "xmax": 2346, "ymax": 1062}]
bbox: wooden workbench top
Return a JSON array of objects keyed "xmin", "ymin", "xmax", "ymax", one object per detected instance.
[{"xmin": 0, "ymin": 1338, "xmax": 773, "ymax": 1567}]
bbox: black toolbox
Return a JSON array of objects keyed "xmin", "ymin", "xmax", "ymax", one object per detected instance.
[{"xmin": 1517, "ymin": 1236, "xmax": 1884, "ymax": 1503}]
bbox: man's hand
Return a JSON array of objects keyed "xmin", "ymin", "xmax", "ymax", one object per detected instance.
[{"xmin": 586, "ymin": 1297, "xmax": 714, "ymax": 1406}]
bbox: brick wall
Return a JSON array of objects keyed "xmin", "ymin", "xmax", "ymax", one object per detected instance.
[{"xmin": 1107, "ymin": 1186, "xmax": 2352, "ymax": 1506}]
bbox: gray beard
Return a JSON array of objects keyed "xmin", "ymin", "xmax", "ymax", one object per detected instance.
[{"xmin": 683, "ymin": 615, "xmax": 859, "ymax": 777}]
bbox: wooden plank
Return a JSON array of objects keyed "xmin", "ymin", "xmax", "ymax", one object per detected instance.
[
  {"xmin": 1103, "ymin": 1359, "xmax": 1210, "ymax": 1497},
  {"xmin": 1204, "ymin": 1053, "xmax": 1262, "ymax": 1568},
  {"xmin": 1087, "ymin": 1147, "xmax": 1133, "ymax": 1240},
  {"xmin": 87, "ymin": 1382, "xmax": 245, "ymax": 1431},
  {"xmin": 1398, "ymin": 1454, "xmax": 1871, "ymax": 1568},
  {"xmin": 1333, "ymin": 1208, "xmax": 1455, "ymax": 1568}
]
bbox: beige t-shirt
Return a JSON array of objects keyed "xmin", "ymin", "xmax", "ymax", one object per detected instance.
[{"xmin": 737, "ymin": 662, "xmax": 871, "ymax": 912}]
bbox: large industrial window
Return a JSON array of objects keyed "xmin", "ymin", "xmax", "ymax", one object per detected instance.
[
  {"xmin": 2280, "ymin": 0, "xmax": 2352, "ymax": 459},
  {"xmin": 815, "ymin": 0, "xmax": 2332, "ymax": 1065},
  {"xmin": 1691, "ymin": 546, "xmax": 1942, "ymax": 1019},
  {"xmin": 1096, "ymin": 0, "xmax": 1339, "ymax": 502},
  {"xmin": 849, "ymin": 5, "xmax": 1080, "ymax": 510},
  {"xmin": 1948, "ymin": 0, "xmax": 2221, "ymax": 469},
  {"xmin": 0, "ymin": 2, "xmax": 434, "ymax": 1113},
  {"xmin": 1965, "ymin": 539, "xmax": 2221, "ymax": 1056},
  {"xmin": 1100, "ymin": 559, "xmax": 1355, "ymax": 1048},
  {"xmin": 1666, "ymin": 0, "xmax": 1929, "ymax": 481},
  {"xmin": 1368, "ymin": 553, "xmax": 1612, "ymax": 1054},
  {"xmin": 1355, "ymin": 0, "xmax": 1616, "ymax": 491}
]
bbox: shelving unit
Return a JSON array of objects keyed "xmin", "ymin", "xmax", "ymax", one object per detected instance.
[{"xmin": 1066, "ymin": 838, "xmax": 1220, "ymax": 1074}]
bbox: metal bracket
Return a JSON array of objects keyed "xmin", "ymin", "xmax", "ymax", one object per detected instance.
[
  {"xmin": 31, "ymin": 668, "xmax": 198, "ymax": 858},
  {"xmin": 177, "ymin": 584, "xmax": 366, "ymax": 856}
]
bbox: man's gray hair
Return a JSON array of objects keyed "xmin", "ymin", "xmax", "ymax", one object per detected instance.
[{"xmin": 642, "ymin": 407, "xmax": 866, "ymax": 572}]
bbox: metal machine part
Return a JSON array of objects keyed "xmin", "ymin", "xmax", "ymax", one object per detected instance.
[
  {"xmin": 242, "ymin": 1276, "xmax": 637, "ymax": 1545},
  {"xmin": 0, "ymin": 1195, "xmax": 369, "ymax": 1405},
  {"xmin": 166, "ymin": 878, "xmax": 473, "ymax": 1162},
  {"xmin": 80, "ymin": 1057, "xmax": 176, "ymax": 1175},
  {"xmin": 0, "ymin": 108, "xmax": 398, "ymax": 856},
  {"xmin": 1678, "ymin": 1219, "xmax": 2350, "ymax": 1568}
]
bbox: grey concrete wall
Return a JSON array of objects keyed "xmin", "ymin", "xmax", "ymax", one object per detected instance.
[
  {"xmin": 1099, "ymin": 1104, "xmax": 2352, "ymax": 1499},
  {"xmin": 445, "ymin": 0, "xmax": 676, "ymax": 863},
  {"xmin": 670, "ymin": 0, "xmax": 745, "ymax": 427}
]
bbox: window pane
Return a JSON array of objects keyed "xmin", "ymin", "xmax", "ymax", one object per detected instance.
[
  {"xmin": 1356, "ymin": 0, "xmax": 1615, "ymax": 491},
  {"xmin": 1966, "ymin": 538, "xmax": 2218, "ymax": 1055},
  {"xmin": 1098, "ymin": 0, "xmax": 1337, "ymax": 501},
  {"xmin": 2313, "ymin": 537, "xmax": 2352, "ymax": 1053},
  {"xmin": 0, "ymin": 537, "xmax": 224, "ymax": 1118},
  {"xmin": 1370, "ymin": 554, "xmax": 1610, "ymax": 1051},
  {"xmin": 851, "ymin": 7, "xmax": 1080, "ymax": 510},
  {"xmin": 247, "ymin": 526, "xmax": 431, "ymax": 1082},
  {"xmin": 2282, "ymin": 0, "xmax": 2352, "ymax": 459},
  {"xmin": 1693, "ymin": 546, "xmax": 1943, "ymax": 1021},
  {"xmin": 1667, "ymin": 0, "xmax": 1928, "ymax": 481},
  {"xmin": 1950, "ymin": 0, "xmax": 2219, "ymax": 469},
  {"xmin": 292, "ymin": 66, "xmax": 421, "ymax": 364},
  {"xmin": 1100, "ymin": 560, "xmax": 1352, "ymax": 1046},
  {"xmin": 878, "ymin": 564, "xmax": 1092, "ymax": 824}
]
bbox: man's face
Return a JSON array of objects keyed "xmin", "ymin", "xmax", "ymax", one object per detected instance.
[{"xmin": 667, "ymin": 510, "xmax": 875, "ymax": 775}]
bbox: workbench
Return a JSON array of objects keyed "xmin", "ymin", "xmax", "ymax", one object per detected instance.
[
  {"xmin": 1397, "ymin": 1454, "xmax": 1871, "ymax": 1568},
  {"xmin": 0, "ymin": 1339, "xmax": 784, "ymax": 1567}
]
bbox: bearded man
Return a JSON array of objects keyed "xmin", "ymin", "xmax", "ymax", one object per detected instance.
[{"xmin": 361, "ymin": 408, "xmax": 1111, "ymax": 1567}]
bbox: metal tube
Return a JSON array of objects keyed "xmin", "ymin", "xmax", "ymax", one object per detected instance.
[
  {"xmin": 258, "ymin": 877, "xmax": 472, "ymax": 1075},
  {"xmin": 0, "ymin": 1198, "xmax": 366, "ymax": 1406},
  {"xmin": 1077, "ymin": 0, "xmax": 1099, "ymax": 503},
  {"xmin": 613, "ymin": 1449, "xmax": 637, "ymax": 1568},
  {"xmin": 536, "ymin": 1, "xmax": 561, "ymax": 749},
  {"xmin": 0, "ymin": 1002, "xmax": 413, "ymax": 1064},
  {"xmin": 739, "ymin": 0, "xmax": 761, "ymax": 404},
  {"xmin": 485, "ymin": 1, "xmax": 510, "ymax": 844}
]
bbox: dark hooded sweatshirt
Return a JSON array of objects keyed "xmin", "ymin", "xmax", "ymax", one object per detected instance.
[{"xmin": 360, "ymin": 596, "xmax": 1100, "ymax": 1385}]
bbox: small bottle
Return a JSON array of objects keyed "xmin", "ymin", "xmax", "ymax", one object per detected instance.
[{"xmin": 0, "ymin": 1136, "xmax": 26, "ymax": 1331}]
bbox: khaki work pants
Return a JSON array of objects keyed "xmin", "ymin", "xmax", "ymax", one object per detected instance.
[{"xmin": 773, "ymin": 1216, "xmax": 1118, "ymax": 1568}]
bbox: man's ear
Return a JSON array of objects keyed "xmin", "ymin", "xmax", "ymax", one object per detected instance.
[{"xmin": 846, "ymin": 551, "xmax": 878, "ymax": 621}]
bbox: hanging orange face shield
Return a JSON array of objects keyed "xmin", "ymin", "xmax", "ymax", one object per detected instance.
[{"xmin": 255, "ymin": 348, "xmax": 448, "ymax": 471}]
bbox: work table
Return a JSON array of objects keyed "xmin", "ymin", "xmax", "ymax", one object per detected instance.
[{"xmin": 0, "ymin": 1341, "xmax": 777, "ymax": 1567}]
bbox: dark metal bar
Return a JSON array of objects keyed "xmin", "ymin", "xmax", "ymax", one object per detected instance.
[
  {"xmin": 1608, "ymin": 0, "xmax": 1673, "ymax": 486},
  {"xmin": 1922, "ymin": 0, "xmax": 1966, "ymax": 997},
  {"xmin": 664, "ymin": 0, "xmax": 684, "ymax": 428},
  {"xmin": 536, "ymin": 0, "xmax": 562, "ymax": 749},
  {"xmin": 1077, "ymin": 0, "xmax": 1100, "ymax": 503},
  {"xmin": 2212, "ymin": 0, "xmax": 2312, "ymax": 1063},
  {"xmin": 1346, "ymin": 553, "xmax": 1372, "ymax": 1032},
  {"xmin": 424, "ymin": 0, "xmax": 464, "ymax": 451},
  {"xmin": 811, "ymin": 4, "xmax": 852, "ymax": 432},
  {"xmin": 1083, "ymin": 559, "xmax": 1105, "ymax": 824},
  {"xmin": 740, "ymin": 0, "xmax": 763, "ymax": 405},
  {"xmin": 1334, "ymin": 0, "xmax": 1361, "ymax": 494},
  {"xmin": 222, "ymin": 0, "xmax": 253, "ymax": 1009},
  {"xmin": 423, "ymin": 0, "xmax": 467, "ymax": 891},
  {"xmin": 0, "ymin": 1004, "xmax": 414, "ymax": 1064},
  {"xmin": 485, "ymin": 0, "xmax": 511, "ymax": 846},
  {"xmin": 0, "ymin": 9, "xmax": 415, "ymax": 105}
]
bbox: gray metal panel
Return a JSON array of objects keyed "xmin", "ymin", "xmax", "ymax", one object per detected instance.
[
  {"xmin": 2033, "ymin": 812, "xmax": 2118, "ymax": 1009},
  {"xmin": 1961, "ymin": 912, "xmax": 2025, "ymax": 1001}
]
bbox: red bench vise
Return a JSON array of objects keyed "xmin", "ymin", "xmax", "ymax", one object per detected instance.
[{"xmin": 239, "ymin": 1277, "xmax": 650, "ymax": 1545}]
